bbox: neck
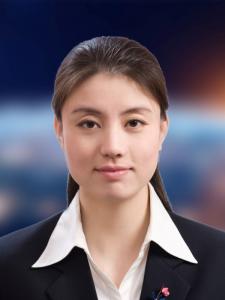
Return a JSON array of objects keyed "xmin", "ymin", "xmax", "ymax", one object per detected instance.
[{"xmin": 79, "ymin": 184, "xmax": 150, "ymax": 256}]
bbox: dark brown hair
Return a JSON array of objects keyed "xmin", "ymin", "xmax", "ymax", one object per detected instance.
[{"xmin": 52, "ymin": 36, "xmax": 172, "ymax": 211}]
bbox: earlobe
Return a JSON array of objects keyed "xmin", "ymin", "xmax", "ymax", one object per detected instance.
[{"xmin": 54, "ymin": 116, "xmax": 64, "ymax": 149}]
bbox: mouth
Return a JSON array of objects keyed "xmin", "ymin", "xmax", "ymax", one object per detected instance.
[
  {"xmin": 95, "ymin": 167, "xmax": 132, "ymax": 180},
  {"xmin": 95, "ymin": 166, "xmax": 133, "ymax": 172}
]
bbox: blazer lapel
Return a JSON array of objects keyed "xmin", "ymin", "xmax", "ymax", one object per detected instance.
[
  {"xmin": 140, "ymin": 241, "xmax": 194, "ymax": 300},
  {"xmin": 46, "ymin": 247, "xmax": 98, "ymax": 300},
  {"xmin": 44, "ymin": 241, "xmax": 196, "ymax": 300}
]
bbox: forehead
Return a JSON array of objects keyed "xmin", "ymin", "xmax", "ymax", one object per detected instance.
[{"xmin": 63, "ymin": 73, "xmax": 160, "ymax": 115}]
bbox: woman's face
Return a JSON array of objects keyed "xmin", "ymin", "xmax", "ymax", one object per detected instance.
[{"xmin": 54, "ymin": 73, "xmax": 168, "ymax": 201}]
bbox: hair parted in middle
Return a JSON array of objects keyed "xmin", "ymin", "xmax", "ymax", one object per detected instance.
[{"xmin": 51, "ymin": 35, "xmax": 172, "ymax": 212}]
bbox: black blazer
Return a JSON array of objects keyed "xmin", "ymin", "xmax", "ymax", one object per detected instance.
[{"xmin": 1, "ymin": 210, "xmax": 225, "ymax": 300}]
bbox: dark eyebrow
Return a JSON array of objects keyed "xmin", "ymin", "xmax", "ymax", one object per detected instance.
[{"xmin": 71, "ymin": 106, "xmax": 152, "ymax": 116}]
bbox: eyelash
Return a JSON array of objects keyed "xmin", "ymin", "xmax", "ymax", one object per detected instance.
[{"xmin": 77, "ymin": 119, "xmax": 146, "ymax": 129}]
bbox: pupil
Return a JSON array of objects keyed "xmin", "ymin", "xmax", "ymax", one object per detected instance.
[
  {"xmin": 130, "ymin": 120, "xmax": 137, "ymax": 127},
  {"xmin": 87, "ymin": 121, "xmax": 94, "ymax": 128}
]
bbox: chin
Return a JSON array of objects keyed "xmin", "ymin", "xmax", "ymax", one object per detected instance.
[{"xmin": 98, "ymin": 187, "xmax": 136, "ymax": 201}]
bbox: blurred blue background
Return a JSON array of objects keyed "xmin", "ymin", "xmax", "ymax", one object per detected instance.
[{"xmin": 1, "ymin": 0, "xmax": 225, "ymax": 236}]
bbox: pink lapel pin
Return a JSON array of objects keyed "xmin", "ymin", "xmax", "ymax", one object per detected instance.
[{"xmin": 152, "ymin": 286, "xmax": 170, "ymax": 299}]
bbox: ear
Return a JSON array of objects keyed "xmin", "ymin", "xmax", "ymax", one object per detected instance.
[
  {"xmin": 159, "ymin": 115, "xmax": 169, "ymax": 151},
  {"xmin": 54, "ymin": 116, "xmax": 64, "ymax": 150}
]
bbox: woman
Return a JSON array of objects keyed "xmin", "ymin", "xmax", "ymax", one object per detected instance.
[{"xmin": 0, "ymin": 36, "xmax": 225, "ymax": 300}]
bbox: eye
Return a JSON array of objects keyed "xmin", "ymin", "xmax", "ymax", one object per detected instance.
[
  {"xmin": 77, "ymin": 120, "xmax": 100, "ymax": 129},
  {"xmin": 126, "ymin": 119, "xmax": 146, "ymax": 128}
]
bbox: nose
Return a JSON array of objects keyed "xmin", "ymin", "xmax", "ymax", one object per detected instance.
[{"xmin": 100, "ymin": 125, "xmax": 127, "ymax": 159}]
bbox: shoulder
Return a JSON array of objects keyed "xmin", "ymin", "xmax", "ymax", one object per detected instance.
[
  {"xmin": 0, "ymin": 211, "xmax": 63, "ymax": 266},
  {"xmin": 169, "ymin": 211, "xmax": 225, "ymax": 260},
  {"xmin": 170, "ymin": 211, "xmax": 225, "ymax": 241}
]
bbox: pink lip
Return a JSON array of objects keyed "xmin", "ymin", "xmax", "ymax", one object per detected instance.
[
  {"xmin": 96, "ymin": 166, "xmax": 132, "ymax": 172},
  {"xmin": 95, "ymin": 166, "xmax": 132, "ymax": 180}
]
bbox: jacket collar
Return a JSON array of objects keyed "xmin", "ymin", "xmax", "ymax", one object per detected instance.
[
  {"xmin": 41, "ymin": 241, "xmax": 194, "ymax": 300},
  {"xmin": 139, "ymin": 241, "xmax": 193, "ymax": 300},
  {"xmin": 44, "ymin": 247, "xmax": 99, "ymax": 300}
]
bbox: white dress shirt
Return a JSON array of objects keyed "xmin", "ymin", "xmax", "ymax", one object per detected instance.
[{"xmin": 32, "ymin": 182, "xmax": 198, "ymax": 300}]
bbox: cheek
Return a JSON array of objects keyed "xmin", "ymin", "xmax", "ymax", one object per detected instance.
[
  {"xmin": 134, "ymin": 133, "xmax": 161, "ymax": 169},
  {"xmin": 63, "ymin": 135, "xmax": 95, "ymax": 171}
]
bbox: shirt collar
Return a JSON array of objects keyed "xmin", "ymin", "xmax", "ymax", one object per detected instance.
[{"xmin": 32, "ymin": 182, "xmax": 198, "ymax": 268}]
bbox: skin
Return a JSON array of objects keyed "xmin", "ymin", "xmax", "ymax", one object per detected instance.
[{"xmin": 54, "ymin": 72, "xmax": 169, "ymax": 288}]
